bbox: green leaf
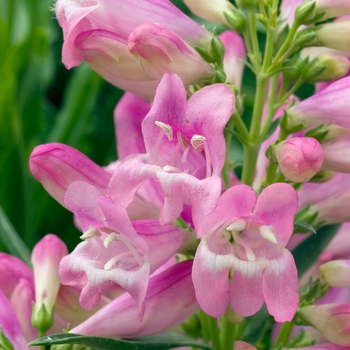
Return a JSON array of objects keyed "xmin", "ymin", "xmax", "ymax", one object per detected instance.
[
  {"xmin": 292, "ymin": 224, "xmax": 340, "ymax": 279},
  {"xmin": 293, "ymin": 221, "xmax": 316, "ymax": 234},
  {"xmin": 0, "ymin": 205, "xmax": 30, "ymax": 264},
  {"xmin": 28, "ymin": 332, "xmax": 215, "ymax": 350}
]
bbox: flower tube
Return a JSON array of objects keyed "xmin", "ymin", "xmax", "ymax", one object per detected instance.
[
  {"xmin": 316, "ymin": 0, "xmax": 350, "ymax": 20},
  {"xmin": 315, "ymin": 21, "xmax": 350, "ymax": 52},
  {"xmin": 70, "ymin": 260, "xmax": 198, "ymax": 338}
]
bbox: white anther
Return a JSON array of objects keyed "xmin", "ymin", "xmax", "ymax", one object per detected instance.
[
  {"xmin": 155, "ymin": 121, "xmax": 173, "ymax": 140},
  {"xmin": 190, "ymin": 134, "xmax": 206, "ymax": 152},
  {"xmin": 103, "ymin": 232, "xmax": 117, "ymax": 248},
  {"xmin": 163, "ymin": 165, "xmax": 182, "ymax": 173},
  {"xmin": 259, "ymin": 225, "xmax": 277, "ymax": 244},
  {"xmin": 80, "ymin": 226, "xmax": 100, "ymax": 240},
  {"xmin": 226, "ymin": 220, "xmax": 247, "ymax": 232},
  {"xmin": 177, "ymin": 131, "xmax": 189, "ymax": 148}
]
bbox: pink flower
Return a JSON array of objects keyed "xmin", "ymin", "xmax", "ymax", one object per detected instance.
[
  {"xmin": 279, "ymin": 0, "xmax": 304, "ymax": 28},
  {"xmin": 59, "ymin": 180, "xmax": 189, "ymax": 319},
  {"xmin": 109, "ymin": 73, "xmax": 234, "ymax": 224},
  {"xmin": 299, "ymin": 303, "xmax": 350, "ymax": 346},
  {"xmin": 285, "ymin": 77, "xmax": 350, "ymax": 130},
  {"xmin": 272, "ymin": 137, "xmax": 324, "ymax": 182},
  {"xmin": 316, "ymin": 0, "xmax": 350, "ymax": 20},
  {"xmin": 219, "ymin": 31, "xmax": 246, "ymax": 89},
  {"xmin": 69, "ymin": 260, "xmax": 198, "ymax": 338},
  {"xmin": 322, "ymin": 135, "xmax": 350, "ymax": 174},
  {"xmin": 192, "ymin": 183, "xmax": 299, "ymax": 322},
  {"xmin": 55, "ymin": 0, "xmax": 213, "ymax": 97},
  {"xmin": 32, "ymin": 234, "xmax": 68, "ymax": 310}
]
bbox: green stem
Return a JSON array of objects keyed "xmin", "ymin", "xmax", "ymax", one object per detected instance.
[
  {"xmin": 208, "ymin": 316, "xmax": 222, "ymax": 350},
  {"xmin": 271, "ymin": 21, "xmax": 300, "ymax": 68},
  {"xmin": 232, "ymin": 110, "xmax": 249, "ymax": 141},
  {"xmin": 221, "ymin": 317, "xmax": 236, "ymax": 349},
  {"xmin": 248, "ymin": 11, "xmax": 261, "ymax": 69},
  {"xmin": 274, "ymin": 321, "xmax": 294, "ymax": 349},
  {"xmin": 199, "ymin": 310, "xmax": 210, "ymax": 344},
  {"xmin": 263, "ymin": 162, "xmax": 278, "ymax": 187},
  {"xmin": 241, "ymin": 142, "xmax": 259, "ymax": 186},
  {"xmin": 259, "ymin": 74, "xmax": 280, "ymax": 142}
]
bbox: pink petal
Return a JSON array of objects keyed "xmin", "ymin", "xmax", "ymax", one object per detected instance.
[
  {"xmin": 185, "ymin": 83, "xmax": 235, "ymax": 176},
  {"xmin": 114, "ymin": 92, "xmax": 150, "ymax": 159},
  {"xmin": 229, "ymin": 262, "xmax": 264, "ymax": 317},
  {"xmin": 192, "ymin": 240, "xmax": 231, "ymax": 317},
  {"xmin": 263, "ymin": 249, "xmax": 299, "ymax": 322},
  {"xmin": 30, "ymin": 143, "xmax": 111, "ymax": 208},
  {"xmin": 254, "ymin": 183, "xmax": 298, "ymax": 246}
]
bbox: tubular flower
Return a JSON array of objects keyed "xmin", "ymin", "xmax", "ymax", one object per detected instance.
[
  {"xmin": 192, "ymin": 183, "xmax": 299, "ymax": 322},
  {"xmin": 109, "ymin": 73, "xmax": 235, "ymax": 224},
  {"xmin": 54, "ymin": 0, "xmax": 214, "ymax": 97}
]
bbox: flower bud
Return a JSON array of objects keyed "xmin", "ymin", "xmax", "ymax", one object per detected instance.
[
  {"xmin": 308, "ymin": 54, "xmax": 350, "ymax": 82},
  {"xmin": 295, "ymin": 0, "xmax": 317, "ymax": 24},
  {"xmin": 320, "ymin": 259, "xmax": 350, "ymax": 287},
  {"xmin": 271, "ymin": 137, "xmax": 324, "ymax": 182},
  {"xmin": 316, "ymin": 0, "xmax": 350, "ymax": 21},
  {"xmin": 31, "ymin": 234, "xmax": 68, "ymax": 334},
  {"xmin": 224, "ymin": 7, "xmax": 247, "ymax": 34},
  {"xmin": 183, "ymin": 0, "xmax": 234, "ymax": 27},
  {"xmin": 299, "ymin": 303, "xmax": 350, "ymax": 346},
  {"xmin": 315, "ymin": 21, "xmax": 350, "ymax": 52}
]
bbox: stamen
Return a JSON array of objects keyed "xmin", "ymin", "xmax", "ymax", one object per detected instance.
[
  {"xmin": 103, "ymin": 232, "xmax": 117, "ymax": 248},
  {"xmin": 155, "ymin": 121, "xmax": 173, "ymax": 140},
  {"xmin": 259, "ymin": 225, "xmax": 277, "ymax": 244},
  {"xmin": 191, "ymin": 134, "xmax": 206, "ymax": 152},
  {"xmin": 170, "ymin": 142, "xmax": 182, "ymax": 166},
  {"xmin": 190, "ymin": 134, "xmax": 212, "ymax": 178},
  {"xmin": 182, "ymin": 145, "xmax": 190, "ymax": 163},
  {"xmin": 80, "ymin": 226, "xmax": 100, "ymax": 240},
  {"xmin": 104, "ymin": 251, "xmax": 136, "ymax": 270},
  {"xmin": 226, "ymin": 220, "xmax": 247, "ymax": 232},
  {"xmin": 231, "ymin": 231, "xmax": 256, "ymax": 262},
  {"xmin": 177, "ymin": 131, "xmax": 188, "ymax": 148}
]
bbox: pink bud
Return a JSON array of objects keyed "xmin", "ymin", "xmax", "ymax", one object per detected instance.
[
  {"xmin": 70, "ymin": 260, "xmax": 198, "ymax": 338},
  {"xmin": 128, "ymin": 23, "xmax": 215, "ymax": 86},
  {"xmin": 219, "ymin": 31, "xmax": 246, "ymax": 89},
  {"xmin": 320, "ymin": 260, "xmax": 350, "ymax": 287},
  {"xmin": 31, "ymin": 234, "xmax": 68, "ymax": 309},
  {"xmin": 299, "ymin": 303, "xmax": 350, "ymax": 346},
  {"xmin": 29, "ymin": 143, "xmax": 111, "ymax": 208},
  {"xmin": 273, "ymin": 137, "xmax": 324, "ymax": 182}
]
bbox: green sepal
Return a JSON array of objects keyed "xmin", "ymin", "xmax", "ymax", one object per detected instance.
[
  {"xmin": 294, "ymin": 206, "xmax": 319, "ymax": 227},
  {"xmin": 309, "ymin": 170, "xmax": 335, "ymax": 183},
  {"xmin": 293, "ymin": 221, "xmax": 316, "ymax": 234},
  {"xmin": 223, "ymin": 8, "xmax": 247, "ymax": 34},
  {"xmin": 294, "ymin": 1, "xmax": 316, "ymax": 25},
  {"xmin": 295, "ymin": 28, "xmax": 317, "ymax": 47},
  {"xmin": 298, "ymin": 278, "xmax": 330, "ymax": 309},
  {"xmin": 304, "ymin": 124, "xmax": 329, "ymax": 142},
  {"xmin": 280, "ymin": 110, "xmax": 306, "ymax": 135},
  {"xmin": 32, "ymin": 303, "xmax": 55, "ymax": 336},
  {"xmin": 0, "ymin": 328, "xmax": 14, "ymax": 350},
  {"xmin": 195, "ymin": 33, "xmax": 225, "ymax": 68}
]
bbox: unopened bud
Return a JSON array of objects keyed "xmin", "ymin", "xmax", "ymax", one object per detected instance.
[
  {"xmin": 315, "ymin": 21, "xmax": 350, "ymax": 52},
  {"xmin": 224, "ymin": 8, "xmax": 247, "ymax": 33},
  {"xmin": 320, "ymin": 259, "xmax": 350, "ymax": 287},
  {"xmin": 295, "ymin": 28, "xmax": 317, "ymax": 47},
  {"xmin": 271, "ymin": 137, "xmax": 324, "ymax": 182},
  {"xmin": 295, "ymin": 1, "xmax": 317, "ymax": 24}
]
